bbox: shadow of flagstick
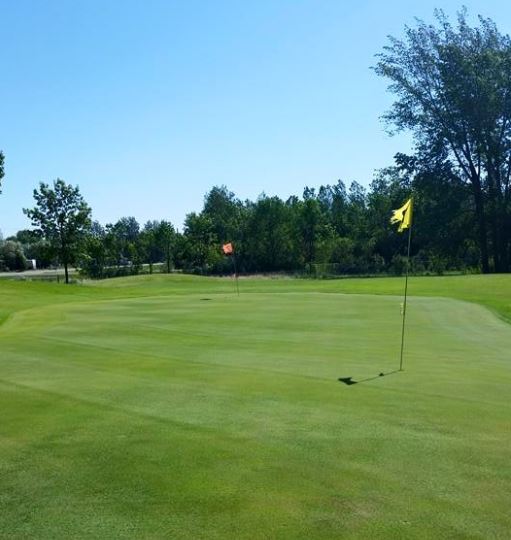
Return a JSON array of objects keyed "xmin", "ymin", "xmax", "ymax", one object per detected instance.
[{"xmin": 338, "ymin": 370, "xmax": 400, "ymax": 386}]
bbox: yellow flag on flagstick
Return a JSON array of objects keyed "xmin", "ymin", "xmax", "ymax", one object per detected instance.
[{"xmin": 390, "ymin": 198, "xmax": 413, "ymax": 232}]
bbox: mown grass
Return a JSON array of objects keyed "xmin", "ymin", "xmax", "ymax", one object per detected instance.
[{"xmin": 0, "ymin": 274, "xmax": 510, "ymax": 538}]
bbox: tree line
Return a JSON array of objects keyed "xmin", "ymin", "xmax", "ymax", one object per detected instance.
[
  {"xmin": 1, "ymin": 9, "xmax": 510, "ymax": 279},
  {"xmin": 0, "ymin": 171, "xmax": 478, "ymax": 282}
]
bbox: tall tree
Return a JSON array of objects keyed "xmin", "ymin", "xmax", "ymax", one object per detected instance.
[
  {"xmin": 140, "ymin": 221, "xmax": 161, "ymax": 274},
  {"xmin": 0, "ymin": 241, "xmax": 26, "ymax": 271},
  {"xmin": 203, "ymin": 185, "xmax": 243, "ymax": 243},
  {"xmin": 24, "ymin": 179, "xmax": 91, "ymax": 283},
  {"xmin": 297, "ymin": 190, "xmax": 325, "ymax": 269},
  {"xmin": 375, "ymin": 9, "xmax": 511, "ymax": 272},
  {"xmin": 6, "ymin": 229, "xmax": 53, "ymax": 269},
  {"xmin": 156, "ymin": 220, "xmax": 175, "ymax": 273},
  {"xmin": 244, "ymin": 196, "xmax": 296, "ymax": 271},
  {"xmin": 105, "ymin": 217, "xmax": 140, "ymax": 266},
  {"xmin": 183, "ymin": 213, "xmax": 217, "ymax": 271},
  {"xmin": 80, "ymin": 221, "xmax": 107, "ymax": 279}
]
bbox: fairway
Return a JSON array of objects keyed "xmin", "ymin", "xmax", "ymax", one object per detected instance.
[{"xmin": 1, "ymin": 275, "xmax": 511, "ymax": 538}]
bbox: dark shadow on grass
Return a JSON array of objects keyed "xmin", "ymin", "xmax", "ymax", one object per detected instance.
[
  {"xmin": 338, "ymin": 370, "xmax": 400, "ymax": 386},
  {"xmin": 200, "ymin": 298, "xmax": 212, "ymax": 301}
]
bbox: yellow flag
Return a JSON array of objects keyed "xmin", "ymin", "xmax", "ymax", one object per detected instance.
[{"xmin": 390, "ymin": 198, "xmax": 413, "ymax": 232}]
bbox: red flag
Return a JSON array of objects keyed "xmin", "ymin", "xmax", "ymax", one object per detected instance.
[{"xmin": 222, "ymin": 242, "xmax": 234, "ymax": 255}]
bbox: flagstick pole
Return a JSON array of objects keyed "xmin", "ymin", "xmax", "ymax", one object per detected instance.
[
  {"xmin": 233, "ymin": 254, "xmax": 240, "ymax": 296},
  {"xmin": 399, "ymin": 222, "xmax": 413, "ymax": 371}
]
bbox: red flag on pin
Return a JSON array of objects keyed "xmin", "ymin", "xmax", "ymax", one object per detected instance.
[{"xmin": 222, "ymin": 242, "xmax": 234, "ymax": 255}]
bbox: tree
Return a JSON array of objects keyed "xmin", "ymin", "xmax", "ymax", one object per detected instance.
[
  {"xmin": 80, "ymin": 237, "xmax": 107, "ymax": 279},
  {"xmin": 0, "ymin": 241, "xmax": 26, "ymax": 271},
  {"xmin": 7, "ymin": 229, "xmax": 41, "ymax": 245},
  {"xmin": 156, "ymin": 220, "xmax": 175, "ymax": 273},
  {"xmin": 6, "ymin": 229, "xmax": 54, "ymax": 268},
  {"xmin": 182, "ymin": 213, "xmax": 217, "ymax": 271},
  {"xmin": 244, "ymin": 196, "xmax": 297, "ymax": 272},
  {"xmin": 79, "ymin": 221, "xmax": 107, "ymax": 279},
  {"xmin": 140, "ymin": 221, "xmax": 161, "ymax": 274},
  {"xmin": 375, "ymin": 9, "xmax": 511, "ymax": 272},
  {"xmin": 112, "ymin": 216, "xmax": 140, "ymax": 243},
  {"xmin": 24, "ymin": 179, "xmax": 92, "ymax": 283},
  {"xmin": 296, "ymin": 190, "xmax": 325, "ymax": 270},
  {"xmin": 203, "ymin": 185, "xmax": 243, "ymax": 243},
  {"xmin": 104, "ymin": 217, "xmax": 141, "ymax": 267}
]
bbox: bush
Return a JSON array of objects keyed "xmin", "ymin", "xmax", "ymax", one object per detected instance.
[
  {"xmin": 0, "ymin": 241, "xmax": 27, "ymax": 271},
  {"xmin": 390, "ymin": 254, "xmax": 407, "ymax": 276}
]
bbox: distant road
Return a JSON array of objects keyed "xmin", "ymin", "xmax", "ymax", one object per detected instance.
[{"xmin": 0, "ymin": 268, "xmax": 76, "ymax": 279}]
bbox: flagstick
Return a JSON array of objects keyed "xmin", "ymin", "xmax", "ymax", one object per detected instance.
[
  {"xmin": 399, "ymin": 222, "xmax": 413, "ymax": 371},
  {"xmin": 232, "ymin": 253, "xmax": 240, "ymax": 296}
]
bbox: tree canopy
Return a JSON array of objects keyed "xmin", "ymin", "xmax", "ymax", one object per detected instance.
[
  {"xmin": 374, "ymin": 9, "xmax": 511, "ymax": 272},
  {"xmin": 23, "ymin": 179, "xmax": 92, "ymax": 283}
]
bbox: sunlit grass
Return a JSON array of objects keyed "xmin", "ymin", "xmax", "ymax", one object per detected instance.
[{"xmin": 1, "ymin": 274, "xmax": 510, "ymax": 538}]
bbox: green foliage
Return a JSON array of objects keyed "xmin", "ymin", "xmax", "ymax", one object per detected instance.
[
  {"xmin": 105, "ymin": 217, "xmax": 140, "ymax": 265},
  {"xmin": 79, "ymin": 235, "xmax": 107, "ymax": 279},
  {"xmin": 6, "ymin": 230, "xmax": 54, "ymax": 269},
  {"xmin": 139, "ymin": 221, "xmax": 160, "ymax": 274},
  {"xmin": 296, "ymin": 193, "xmax": 325, "ymax": 265},
  {"xmin": 374, "ymin": 9, "xmax": 511, "ymax": 272},
  {"xmin": 11, "ymin": 168, "xmax": 486, "ymax": 279},
  {"xmin": 23, "ymin": 180, "xmax": 91, "ymax": 283},
  {"xmin": 79, "ymin": 217, "xmax": 178, "ymax": 279},
  {"xmin": 0, "ymin": 240, "xmax": 27, "ymax": 271},
  {"xmin": 390, "ymin": 254, "xmax": 407, "ymax": 276},
  {"xmin": 182, "ymin": 212, "xmax": 219, "ymax": 272},
  {"xmin": 203, "ymin": 185, "xmax": 244, "ymax": 243},
  {"xmin": 156, "ymin": 220, "xmax": 176, "ymax": 273}
]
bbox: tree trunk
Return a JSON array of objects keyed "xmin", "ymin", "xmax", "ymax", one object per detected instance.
[
  {"xmin": 496, "ymin": 198, "xmax": 510, "ymax": 272},
  {"xmin": 486, "ymin": 172, "xmax": 504, "ymax": 272},
  {"xmin": 490, "ymin": 177, "xmax": 510, "ymax": 272},
  {"xmin": 490, "ymin": 213, "xmax": 501, "ymax": 272},
  {"xmin": 471, "ymin": 178, "xmax": 490, "ymax": 273},
  {"xmin": 496, "ymin": 215, "xmax": 510, "ymax": 272},
  {"xmin": 502, "ymin": 211, "xmax": 511, "ymax": 272},
  {"xmin": 64, "ymin": 262, "xmax": 69, "ymax": 284}
]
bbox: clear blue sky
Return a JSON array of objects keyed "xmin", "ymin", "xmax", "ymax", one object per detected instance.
[{"xmin": 2, "ymin": 0, "xmax": 511, "ymax": 236}]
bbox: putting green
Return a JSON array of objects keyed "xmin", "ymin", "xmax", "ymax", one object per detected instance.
[{"xmin": 1, "ymin": 277, "xmax": 510, "ymax": 538}]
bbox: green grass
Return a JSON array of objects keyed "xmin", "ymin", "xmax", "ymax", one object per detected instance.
[{"xmin": 1, "ymin": 274, "xmax": 510, "ymax": 538}]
